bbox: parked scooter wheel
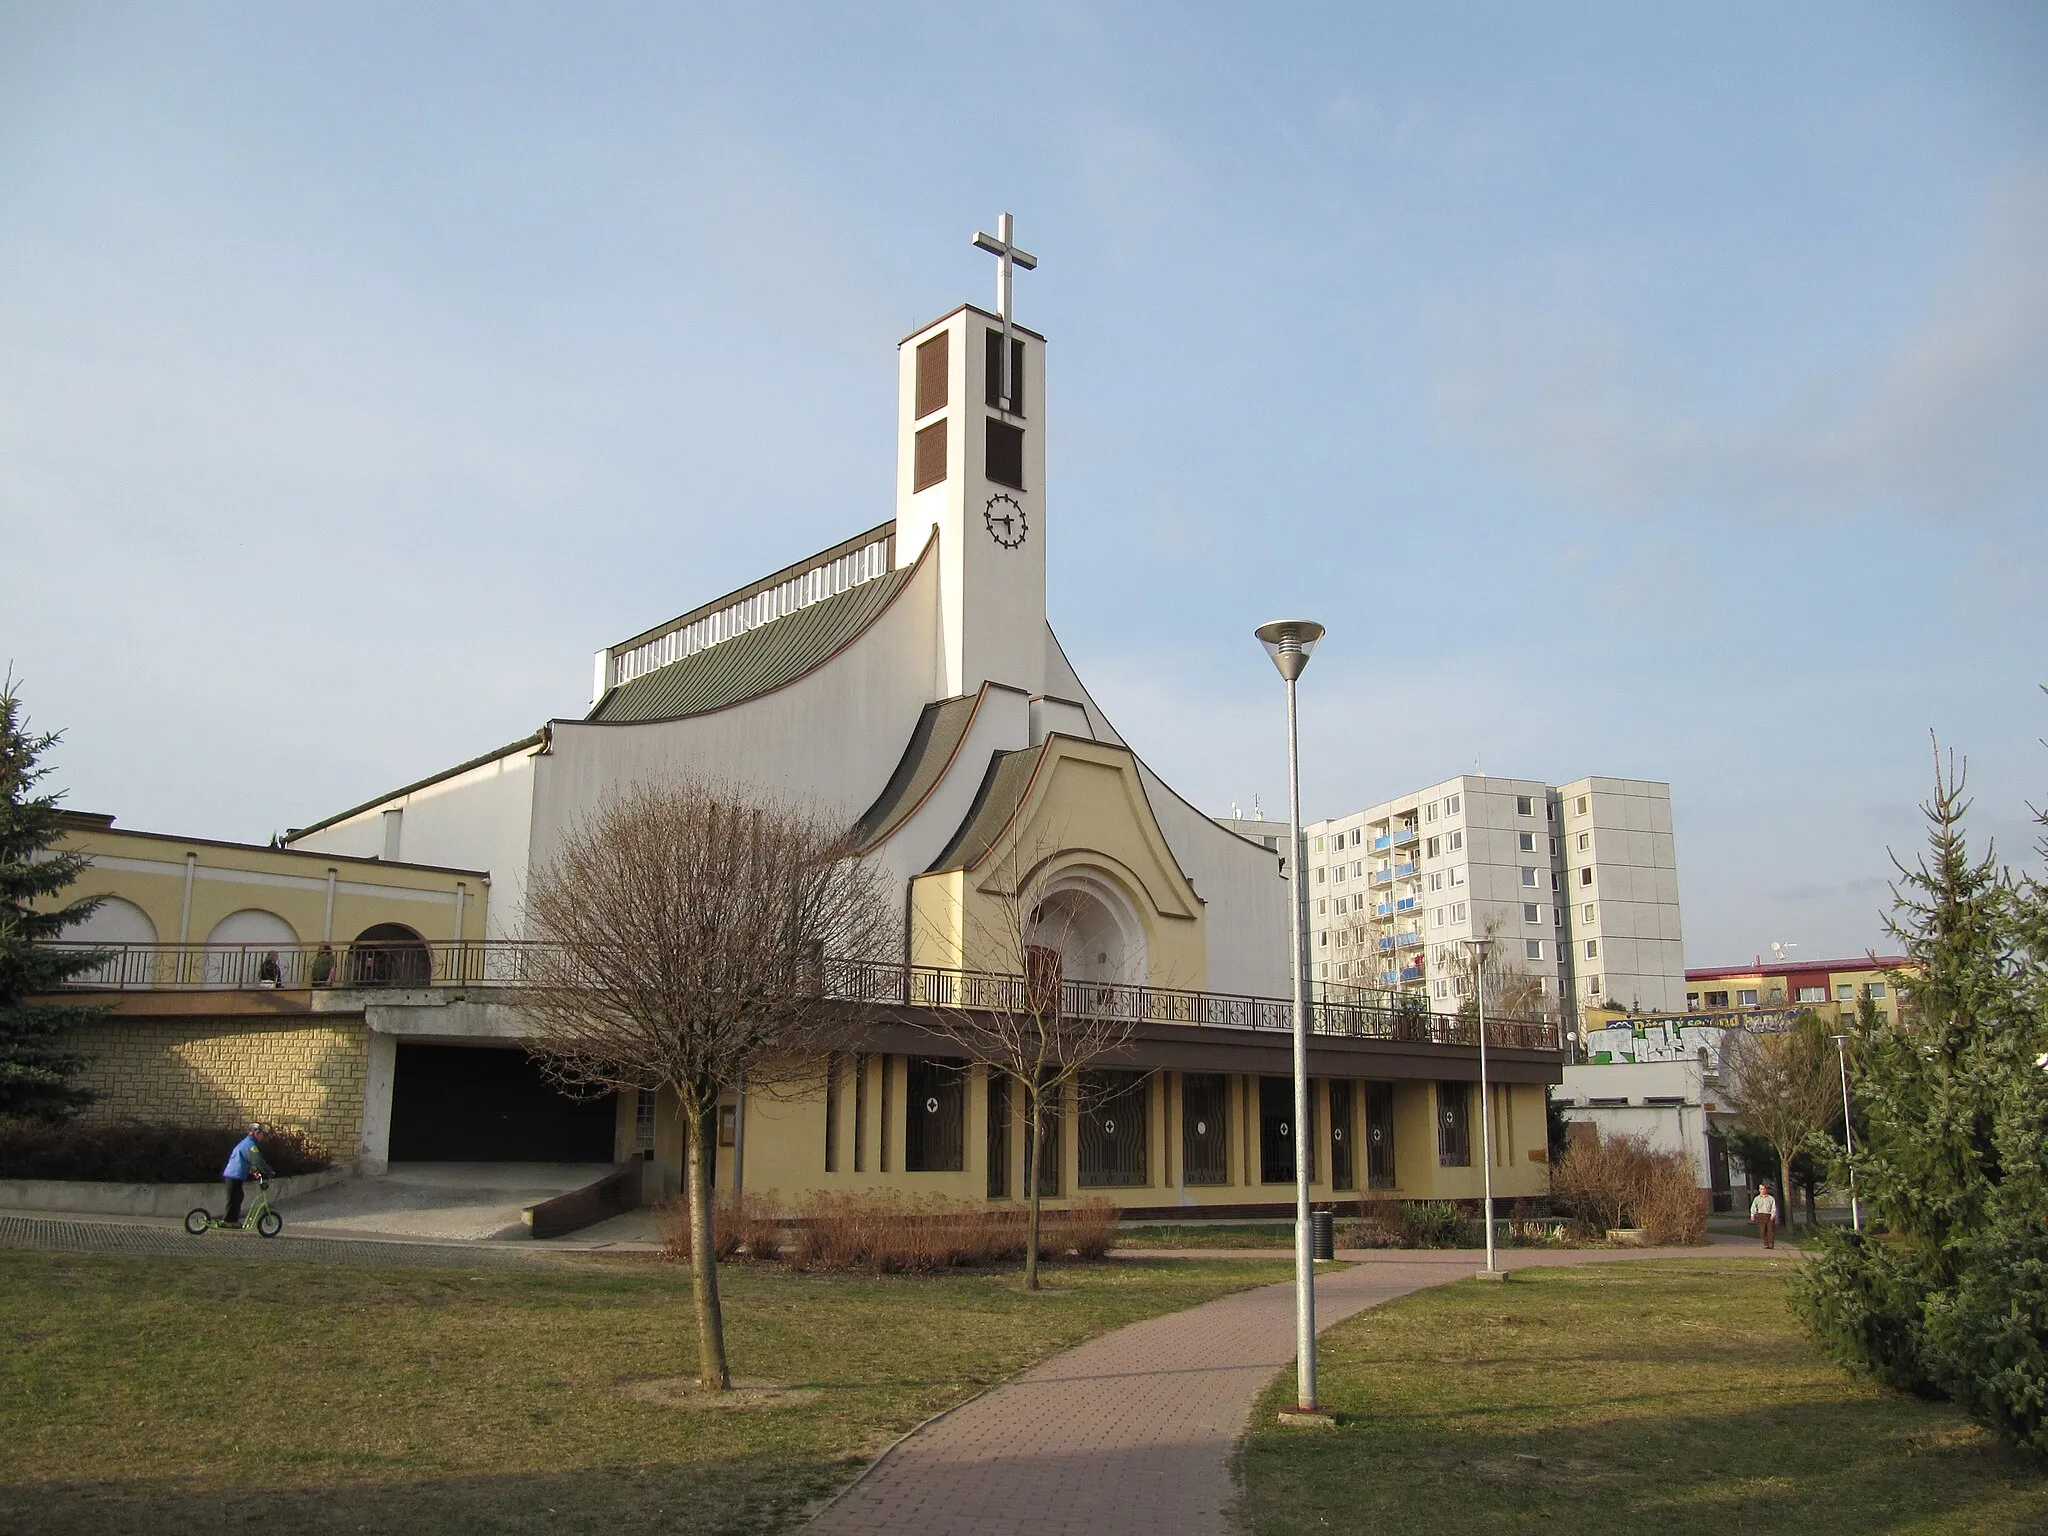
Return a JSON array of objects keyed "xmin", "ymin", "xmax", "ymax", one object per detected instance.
[
  {"xmin": 183, "ymin": 1209, "xmax": 211, "ymax": 1235},
  {"xmin": 256, "ymin": 1211, "xmax": 283, "ymax": 1238}
]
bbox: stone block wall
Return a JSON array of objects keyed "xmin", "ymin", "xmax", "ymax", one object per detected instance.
[{"xmin": 61, "ymin": 1017, "xmax": 369, "ymax": 1158}]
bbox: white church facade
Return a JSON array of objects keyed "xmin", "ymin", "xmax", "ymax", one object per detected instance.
[{"xmin": 270, "ymin": 232, "xmax": 1562, "ymax": 1214}]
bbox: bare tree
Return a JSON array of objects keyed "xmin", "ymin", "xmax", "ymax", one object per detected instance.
[
  {"xmin": 513, "ymin": 780, "xmax": 893, "ymax": 1390},
  {"xmin": 1719, "ymin": 1011, "xmax": 1841, "ymax": 1233},
  {"xmin": 913, "ymin": 852, "xmax": 1143, "ymax": 1290},
  {"xmin": 1450, "ymin": 912, "xmax": 1551, "ymax": 1022}
]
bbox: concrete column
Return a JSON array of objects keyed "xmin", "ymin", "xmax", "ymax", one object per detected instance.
[{"xmin": 358, "ymin": 1030, "xmax": 398, "ymax": 1175}]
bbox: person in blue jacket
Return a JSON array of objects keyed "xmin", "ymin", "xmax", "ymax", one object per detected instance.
[{"xmin": 221, "ymin": 1125, "xmax": 273, "ymax": 1226}]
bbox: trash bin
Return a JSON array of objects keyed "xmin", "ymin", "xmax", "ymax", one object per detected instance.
[{"xmin": 1310, "ymin": 1209, "xmax": 1335, "ymax": 1261}]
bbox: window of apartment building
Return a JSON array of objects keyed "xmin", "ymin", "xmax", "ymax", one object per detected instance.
[
  {"xmin": 1428, "ymin": 872, "xmax": 1443, "ymax": 892},
  {"xmin": 1585, "ymin": 939, "xmax": 1599, "ymax": 959},
  {"xmin": 1333, "ymin": 864, "xmax": 1346, "ymax": 882},
  {"xmin": 1523, "ymin": 903, "xmax": 1540, "ymax": 924},
  {"xmin": 1687, "ymin": 991, "xmax": 1701, "ymax": 1009},
  {"xmin": 1425, "ymin": 835, "xmax": 1440, "ymax": 858},
  {"xmin": 1518, "ymin": 831, "xmax": 1536, "ymax": 852},
  {"xmin": 1797, "ymin": 985, "xmax": 1827, "ymax": 1004},
  {"xmin": 1336, "ymin": 929, "xmax": 1349, "ymax": 947},
  {"xmin": 1452, "ymin": 901, "xmax": 1467, "ymax": 921},
  {"xmin": 1869, "ymin": 983, "xmax": 1886, "ymax": 998},
  {"xmin": 1576, "ymin": 831, "xmax": 1590, "ymax": 852},
  {"xmin": 1316, "ymin": 898, "xmax": 1326, "ymax": 915},
  {"xmin": 1446, "ymin": 794, "xmax": 1461, "ymax": 815},
  {"xmin": 1431, "ymin": 908, "xmax": 1443, "ymax": 928},
  {"xmin": 1517, "ymin": 794, "xmax": 1534, "ymax": 815},
  {"xmin": 1576, "ymin": 795, "xmax": 1589, "ymax": 816},
  {"xmin": 1520, "ymin": 867, "xmax": 1538, "ymax": 887},
  {"xmin": 1449, "ymin": 830, "xmax": 1463, "ymax": 851},
  {"xmin": 1580, "ymin": 868, "xmax": 1594, "ymax": 887},
  {"xmin": 1449, "ymin": 867, "xmax": 1465, "ymax": 887},
  {"xmin": 1586, "ymin": 974, "xmax": 1602, "ymax": 994},
  {"xmin": 1704, "ymin": 990, "xmax": 1729, "ymax": 1008},
  {"xmin": 1314, "ymin": 836, "xmax": 1325, "ymax": 852},
  {"xmin": 1583, "ymin": 902, "xmax": 1596, "ymax": 924},
  {"xmin": 1318, "ymin": 962, "xmax": 1328, "ymax": 978},
  {"xmin": 1837, "ymin": 984, "xmax": 1854, "ymax": 1001},
  {"xmin": 1738, "ymin": 989, "xmax": 1758, "ymax": 1005},
  {"xmin": 1547, "ymin": 799, "xmax": 1556, "ymax": 821},
  {"xmin": 1315, "ymin": 867, "xmax": 1325, "ymax": 883},
  {"xmin": 1552, "ymin": 871, "xmax": 1561, "ymax": 891},
  {"xmin": 1433, "ymin": 978, "xmax": 1448, "ymax": 998},
  {"xmin": 1525, "ymin": 939, "xmax": 1544, "ymax": 961},
  {"xmin": 1353, "ymin": 829, "xmax": 1364, "ymax": 846},
  {"xmin": 1318, "ymin": 932, "xmax": 1327, "ymax": 948}
]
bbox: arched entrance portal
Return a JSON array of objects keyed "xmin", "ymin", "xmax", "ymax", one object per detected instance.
[
  {"xmin": 349, "ymin": 922, "xmax": 432, "ymax": 987},
  {"xmin": 1025, "ymin": 870, "xmax": 1148, "ymax": 994}
]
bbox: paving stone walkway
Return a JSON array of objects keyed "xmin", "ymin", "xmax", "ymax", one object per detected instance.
[{"xmin": 810, "ymin": 1239, "xmax": 1779, "ymax": 1536}]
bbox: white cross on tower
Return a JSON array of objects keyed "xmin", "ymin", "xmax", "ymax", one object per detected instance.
[{"xmin": 973, "ymin": 211, "xmax": 1036, "ymax": 414}]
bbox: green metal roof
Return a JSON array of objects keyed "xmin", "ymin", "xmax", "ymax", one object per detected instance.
[
  {"xmin": 852, "ymin": 693, "xmax": 980, "ymax": 851},
  {"xmin": 926, "ymin": 746, "xmax": 1046, "ymax": 873},
  {"xmin": 586, "ymin": 564, "xmax": 918, "ymax": 725}
]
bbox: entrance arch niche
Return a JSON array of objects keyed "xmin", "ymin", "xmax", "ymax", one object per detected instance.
[
  {"xmin": 1026, "ymin": 868, "xmax": 1148, "ymax": 991},
  {"xmin": 349, "ymin": 922, "xmax": 432, "ymax": 987},
  {"xmin": 68, "ymin": 896, "xmax": 156, "ymax": 986}
]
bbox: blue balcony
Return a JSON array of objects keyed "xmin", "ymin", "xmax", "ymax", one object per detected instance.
[
  {"xmin": 1396, "ymin": 930, "xmax": 1422, "ymax": 948},
  {"xmin": 1369, "ymin": 870, "xmax": 1392, "ymax": 887},
  {"xmin": 1393, "ymin": 862, "xmax": 1417, "ymax": 878},
  {"xmin": 1393, "ymin": 827, "xmax": 1418, "ymax": 845},
  {"xmin": 1395, "ymin": 896, "xmax": 1418, "ymax": 912},
  {"xmin": 1371, "ymin": 834, "xmax": 1392, "ymax": 852}
]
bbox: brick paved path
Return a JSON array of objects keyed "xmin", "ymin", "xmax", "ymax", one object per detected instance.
[{"xmin": 810, "ymin": 1240, "xmax": 1775, "ymax": 1535}]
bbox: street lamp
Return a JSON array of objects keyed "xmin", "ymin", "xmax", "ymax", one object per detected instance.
[
  {"xmin": 1256, "ymin": 617, "xmax": 1324, "ymax": 1415},
  {"xmin": 1459, "ymin": 936, "xmax": 1498, "ymax": 1275},
  {"xmin": 1831, "ymin": 1034, "xmax": 1860, "ymax": 1232}
]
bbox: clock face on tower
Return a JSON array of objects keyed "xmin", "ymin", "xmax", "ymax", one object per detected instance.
[{"xmin": 983, "ymin": 493, "xmax": 1028, "ymax": 550}]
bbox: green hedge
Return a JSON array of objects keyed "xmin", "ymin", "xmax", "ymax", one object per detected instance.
[{"xmin": 0, "ymin": 1118, "xmax": 333, "ymax": 1183}]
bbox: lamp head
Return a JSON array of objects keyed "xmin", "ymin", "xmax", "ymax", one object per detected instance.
[{"xmin": 1254, "ymin": 620, "xmax": 1325, "ymax": 682}]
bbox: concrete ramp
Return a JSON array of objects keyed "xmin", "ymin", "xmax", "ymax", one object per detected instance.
[{"xmin": 285, "ymin": 1163, "xmax": 614, "ymax": 1241}]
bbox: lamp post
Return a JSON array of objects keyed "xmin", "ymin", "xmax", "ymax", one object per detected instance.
[
  {"xmin": 1460, "ymin": 936, "xmax": 1498, "ymax": 1275},
  {"xmin": 1256, "ymin": 618, "xmax": 1325, "ymax": 1415},
  {"xmin": 1831, "ymin": 1034, "xmax": 1860, "ymax": 1232}
]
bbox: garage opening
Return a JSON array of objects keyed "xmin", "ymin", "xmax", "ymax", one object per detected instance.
[{"xmin": 389, "ymin": 1043, "xmax": 617, "ymax": 1162}]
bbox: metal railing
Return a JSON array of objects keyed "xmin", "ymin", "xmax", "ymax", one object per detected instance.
[{"xmin": 45, "ymin": 942, "xmax": 1561, "ymax": 1051}]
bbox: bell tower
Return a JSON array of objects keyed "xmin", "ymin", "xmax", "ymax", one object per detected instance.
[{"xmin": 893, "ymin": 214, "xmax": 1048, "ymax": 699}]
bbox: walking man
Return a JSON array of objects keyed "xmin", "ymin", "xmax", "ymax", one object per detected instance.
[
  {"xmin": 1749, "ymin": 1178, "xmax": 1779, "ymax": 1250},
  {"xmin": 222, "ymin": 1124, "xmax": 273, "ymax": 1226}
]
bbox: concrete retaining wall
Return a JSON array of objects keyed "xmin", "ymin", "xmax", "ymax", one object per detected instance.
[{"xmin": 0, "ymin": 1164, "xmax": 355, "ymax": 1218}]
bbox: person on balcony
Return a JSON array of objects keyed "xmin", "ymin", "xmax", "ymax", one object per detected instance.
[
  {"xmin": 310, "ymin": 942, "xmax": 336, "ymax": 988},
  {"xmin": 257, "ymin": 952, "xmax": 282, "ymax": 988}
]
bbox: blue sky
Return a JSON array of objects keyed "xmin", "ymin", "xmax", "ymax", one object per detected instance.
[{"xmin": 4, "ymin": 3, "xmax": 2044, "ymax": 965}]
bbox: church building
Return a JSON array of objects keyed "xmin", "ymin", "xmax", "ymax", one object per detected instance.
[{"xmin": 264, "ymin": 222, "xmax": 1562, "ymax": 1214}]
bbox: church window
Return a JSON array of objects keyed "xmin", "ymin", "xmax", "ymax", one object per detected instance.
[
  {"xmin": 985, "ymin": 419, "xmax": 1025, "ymax": 488},
  {"xmin": 906, "ymin": 1057, "xmax": 966, "ymax": 1172},
  {"xmin": 985, "ymin": 330, "xmax": 1027, "ymax": 414},
  {"xmin": 914, "ymin": 422, "xmax": 947, "ymax": 492},
  {"xmin": 635, "ymin": 1089, "xmax": 656, "ymax": 1152},
  {"xmin": 1437, "ymin": 1083, "xmax": 1472, "ymax": 1167},
  {"xmin": 916, "ymin": 332, "xmax": 949, "ymax": 419}
]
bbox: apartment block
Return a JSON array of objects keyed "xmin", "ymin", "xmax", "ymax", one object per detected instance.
[{"xmin": 1297, "ymin": 774, "xmax": 1685, "ymax": 1022}]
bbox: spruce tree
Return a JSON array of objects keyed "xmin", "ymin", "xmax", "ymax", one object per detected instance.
[
  {"xmin": 1794, "ymin": 744, "xmax": 2048, "ymax": 1449},
  {"xmin": 0, "ymin": 677, "xmax": 106, "ymax": 1118}
]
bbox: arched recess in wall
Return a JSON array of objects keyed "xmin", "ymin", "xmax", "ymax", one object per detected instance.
[
  {"xmin": 203, "ymin": 908, "xmax": 299, "ymax": 988},
  {"xmin": 65, "ymin": 896, "xmax": 157, "ymax": 986},
  {"xmin": 349, "ymin": 922, "xmax": 432, "ymax": 988},
  {"xmin": 1027, "ymin": 868, "xmax": 1149, "ymax": 991}
]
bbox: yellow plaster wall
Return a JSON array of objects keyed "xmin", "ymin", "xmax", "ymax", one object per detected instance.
[
  {"xmin": 60, "ymin": 1016, "xmax": 369, "ymax": 1156},
  {"xmin": 46, "ymin": 825, "xmax": 488, "ymax": 949},
  {"xmin": 911, "ymin": 740, "xmax": 1207, "ymax": 991},
  {"xmin": 658, "ymin": 1057, "xmax": 1552, "ymax": 1212}
]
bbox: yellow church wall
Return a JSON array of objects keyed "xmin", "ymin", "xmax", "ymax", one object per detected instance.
[
  {"xmin": 675, "ymin": 1057, "xmax": 1550, "ymax": 1213},
  {"xmin": 47, "ymin": 820, "xmax": 488, "ymax": 952},
  {"xmin": 910, "ymin": 739, "xmax": 1207, "ymax": 992}
]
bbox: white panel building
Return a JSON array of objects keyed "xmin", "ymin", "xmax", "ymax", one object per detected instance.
[{"xmin": 1297, "ymin": 774, "xmax": 1685, "ymax": 1023}]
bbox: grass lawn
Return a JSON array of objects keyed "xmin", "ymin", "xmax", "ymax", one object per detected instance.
[
  {"xmin": 1239, "ymin": 1258, "xmax": 2046, "ymax": 1535},
  {"xmin": 0, "ymin": 1249, "xmax": 1288, "ymax": 1535}
]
